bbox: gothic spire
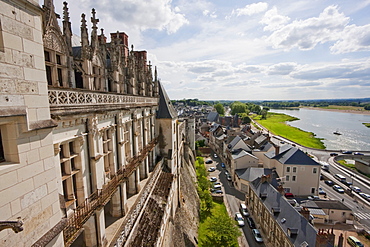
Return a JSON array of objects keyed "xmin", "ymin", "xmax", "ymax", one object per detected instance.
[
  {"xmin": 91, "ymin": 8, "xmax": 100, "ymax": 50},
  {"xmin": 43, "ymin": 0, "xmax": 61, "ymax": 33},
  {"xmin": 155, "ymin": 66, "xmax": 158, "ymax": 81},
  {"xmin": 62, "ymin": 1, "xmax": 72, "ymax": 54},
  {"xmin": 80, "ymin": 13, "xmax": 89, "ymax": 55},
  {"xmin": 99, "ymin": 28, "xmax": 106, "ymax": 45}
]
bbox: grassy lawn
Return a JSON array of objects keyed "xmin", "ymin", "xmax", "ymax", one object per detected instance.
[
  {"xmin": 337, "ymin": 160, "xmax": 356, "ymax": 170},
  {"xmin": 253, "ymin": 112, "xmax": 326, "ymax": 149},
  {"xmin": 363, "ymin": 123, "xmax": 370, "ymax": 128}
]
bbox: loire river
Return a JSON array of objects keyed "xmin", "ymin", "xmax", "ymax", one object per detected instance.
[{"xmin": 270, "ymin": 108, "xmax": 370, "ymax": 151}]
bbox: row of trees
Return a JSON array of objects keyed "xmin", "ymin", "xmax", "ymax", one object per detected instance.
[
  {"xmin": 171, "ymin": 98, "xmax": 211, "ymax": 106},
  {"xmin": 261, "ymin": 99, "xmax": 370, "ymax": 109},
  {"xmin": 262, "ymin": 101, "xmax": 300, "ymax": 108},
  {"xmin": 195, "ymin": 156, "xmax": 240, "ymax": 246},
  {"xmin": 213, "ymin": 101, "xmax": 269, "ymax": 122}
]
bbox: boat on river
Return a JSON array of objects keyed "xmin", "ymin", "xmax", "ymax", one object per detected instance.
[{"xmin": 333, "ymin": 130, "xmax": 342, "ymax": 135}]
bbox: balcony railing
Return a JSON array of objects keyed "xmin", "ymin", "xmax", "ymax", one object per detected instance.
[
  {"xmin": 48, "ymin": 88, "xmax": 158, "ymax": 108},
  {"xmin": 63, "ymin": 138, "xmax": 157, "ymax": 246}
]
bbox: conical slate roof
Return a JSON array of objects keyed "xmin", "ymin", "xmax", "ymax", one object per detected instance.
[{"xmin": 156, "ymin": 82, "xmax": 178, "ymax": 119}]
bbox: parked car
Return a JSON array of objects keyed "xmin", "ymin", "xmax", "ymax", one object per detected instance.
[
  {"xmin": 354, "ymin": 152, "xmax": 364, "ymax": 155},
  {"xmin": 342, "ymin": 151, "xmax": 352, "ymax": 154},
  {"xmin": 330, "ymin": 152, "xmax": 338, "ymax": 156},
  {"xmin": 252, "ymin": 229, "xmax": 263, "ymax": 243},
  {"xmin": 247, "ymin": 217, "xmax": 256, "ymax": 228},
  {"xmin": 308, "ymin": 195, "xmax": 320, "ymax": 200},
  {"xmin": 208, "ymin": 167, "xmax": 216, "ymax": 172},
  {"xmin": 214, "ymin": 153, "xmax": 218, "ymax": 158},
  {"xmin": 325, "ymin": 180, "xmax": 334, "ymax": 186},
  {"xmin": 350, "ymin": 185, "xmax": 362, "ymax": 193},
  {"xmin": 205, "ymin": 159, "xmax": 213, "ymax": 164},
  {"xmin": 284, "ymin": 192, "xmax": 294, "ymax": 198},
  {"xmin": 213, "ymin": 182, "xmax": 221, "ymax": 185},
  {"xmin": 318, "ymin": 188, "xmax": 327, "ymax": 195},
  {"xmin": 240, "ymin": 203, "xmax": 249, "ymax": 217},
  {"xmin": 213, "ymin": 189, "xmax": 223, "ymax": 194},
  {"xmin": 359, "ymin": 193, "xmax": 370, "ymax": 201},
  {"xmin": 227, "ymin": 175, "xmax": 232, "ymax": 181},
  {"xmin": 221, "ymin": 163, "xmax": 225, "ymax": 168},
  {"xmin": 234, "ymin": 212, "xmax": 245, "ymax": 227},
  {"xmin": 342, "ymin": 180, "xmax": 353, "ymax": 186},
  {"xmin": 213, "ymin": 184, "xmax": 221, "ymax": 190},
  {"xmin": 333, "ymin": 185, "xmax": 345, "ymax": 193},
  {"xmin": 209, "ymin": 177, "xmax": 217, "ymax": 182},
  {"xmin": 225, "ymin": 171, "xmax": 229, "ymax": 176}
]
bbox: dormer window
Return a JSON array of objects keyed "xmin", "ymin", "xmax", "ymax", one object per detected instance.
[
  {"xmin": 287, "ymin": 228, "xmax": 299, "ymax": 237},
  {"xmin": 260, "ymin": 192, "xmax": 267, "ymax": 199},
  {"xmin": 272, "ymin": 207, "xmax": 281, "ymax": 214}
]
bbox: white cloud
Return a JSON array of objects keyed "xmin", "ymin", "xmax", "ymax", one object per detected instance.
[
  {"xmin": 233, "ymin": 2, "xmax": 268, "ymax": 17},
  {"xmin": 290, "ymin": 59, "xmax": 370, "ymax": 81},
  {"xmin": 260, "ymin": 7, "xmax": 290, "ymax": 31},
  {"xmin": 203, "ymin": 9, "xmax": 217, "ymax": 18},
  {"xmin": 79, "ymin": 0, "xmax": 189, "ymax": 34},
  {"xmin": 266, "ymin": 5, "xmax": 349, "ymax": 51},
  {"xmin": 267, "ymin": 62, "xmax": 298, "ymax": 75},
  {"xmin": 330, "ymin": 24, "xmax": 370, "ymax": 54}
]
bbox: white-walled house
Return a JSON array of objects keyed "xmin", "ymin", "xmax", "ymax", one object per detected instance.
[{"xmin": 263, "ymin": 145, "xmax": 321, "ymax": 196}]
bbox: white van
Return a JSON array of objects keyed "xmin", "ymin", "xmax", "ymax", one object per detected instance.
[{"xmin": 334, "ymin": 174, "xmax": 346, "ymax": 183}]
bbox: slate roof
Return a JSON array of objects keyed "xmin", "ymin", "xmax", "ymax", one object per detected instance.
[
  {"xmin": 254, "ymin": 135, "xmax": 268, "ymax": 145},
  {"xmin": 235, "ymin": 167, "xmax": 272, "ymax": 182},
  {"xmin": 209, "ymin": 123, "xmax": 221, "ymax": 133},
  {"xmin": 207, "ymin": 111, "xmax": 219, "ymax": 122},
  {"xmin": 309, "ymin": 200, "xmax": 351, "ymax": 211},
  {"xmin": 265, "ymin": 145, "xmax": 320, "ymax": 166},
  {"xmin": 231, "ymin": 149, "xmax": 257, "ymax": 160},
  {"xmin": 251, "ymin": 179, "xmax": 317, "ymax": 247},
  {"xmin": 254, "ymin": 141, "xmax": 273, "ymax": 152},
  {"xmin": 156, "ymin": 82, "xmax": 178, "ymax": 119},
  {"xmin": 228, "ymin": 135, "xmax": 242, "ymax": 149},
  {"xmin": 72, "ymin": 46, "xmax": 82, "ymax": 59},
  {"xmin": 227, "ymin": 135, "xmax": 251, "ymax": 152}
]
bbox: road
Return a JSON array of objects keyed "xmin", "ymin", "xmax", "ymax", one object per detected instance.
[
  {"xmin": 208, "ymin": 154, "xmax": 265, "ymax": 247},
  {"xmin": 320, "ymin": 165, "xmax": 370, "ymax": 229}
]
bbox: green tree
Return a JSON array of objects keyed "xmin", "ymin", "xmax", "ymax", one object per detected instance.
[
  {"xmin": 260, "ymin": 109, "xmax": 268, "ymax": 119},
  {"xmin": 200, "ymin": 209, "xmax": 241, "ymax": 247},
  {"xmin": 195, "ymin": 140, "xmax": 206, "ymax": 149},
  {"xmin": 251, "ymin": 104, "xmax": 261, "ymax": 114},
  {"xmin": 214, "ymin": 103, "xmax": 225, "ymax": 115},
  {"xmin": 239, "ymin": 113, "xmax": 251, "ymax": 124},
  {"xmin": 230, "ymin": 101, "xmax": 247, "ymax": 115}
]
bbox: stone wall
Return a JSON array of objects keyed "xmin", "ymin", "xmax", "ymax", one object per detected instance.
[{"xmin": 161, "ymin": 153, "xmax": 199, "ymax": 247}]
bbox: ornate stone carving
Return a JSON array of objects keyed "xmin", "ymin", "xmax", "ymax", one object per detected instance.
[
  {"xmin": 88, "ymin": 115, "xmax": 99, "ymax": 136},
  {"xmin": 0, "ymin": 218, "xmax": 23, "ymax": 233},
  {"xmin": 43, "ymin": 30, "xmax": 65, "ymax": 53},
  {"xmin": 54, "ymin": 143, "xmax": 61, "ymax": 155}
]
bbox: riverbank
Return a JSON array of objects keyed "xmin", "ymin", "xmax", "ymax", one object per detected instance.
[
  {"xmin": 253, "ymin": 113, "xmax": 326, "ymax": 149},
  {"xmin": 303, "ymin": 107, "xmax": 370, "ymax": 116}
]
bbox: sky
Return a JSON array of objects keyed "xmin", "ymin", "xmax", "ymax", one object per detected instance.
[{"xmin": 49, "ymin": 0, "xmax": 370, "ymax": 101}]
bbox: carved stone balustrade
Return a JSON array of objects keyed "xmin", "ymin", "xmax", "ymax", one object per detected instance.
[{"xmin": 48, "ymin": 88, "xmax": 159, "ymax": 115}]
